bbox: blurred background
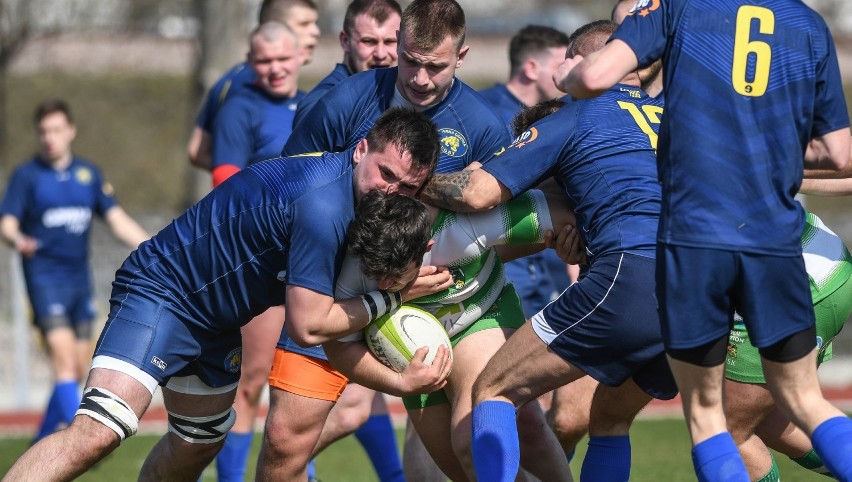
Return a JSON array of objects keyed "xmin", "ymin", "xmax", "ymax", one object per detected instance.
[{"xmin": 0, "ymin": 0, "xmax": 851, "ymax": 413}]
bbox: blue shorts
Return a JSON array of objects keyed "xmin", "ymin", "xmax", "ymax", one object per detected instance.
[
  {"xmin": 26, "ymin": 277, "xmax": 96, "ymax": 336},
  {"xmin": 657, "ymin": 244, "xmax": 814, "ymax": 350},
  {"xmin": 93, "ymin": 286, "xmax": 243, "ymax": 389},
  {"xmin": 531, "ymin": 253, "xmax": 677, "ymax": 400},
  {"xmin": 504, "ymin": 253, "xmax": 559, "ymax": 319}
]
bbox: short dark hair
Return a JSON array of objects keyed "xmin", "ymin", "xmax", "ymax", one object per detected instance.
[
  {"xmin": 348, "ymin": 190, "xmax": 431, "ymax": 282},
  {"xmin": 508, "ymin": 25, "xmax": 570, "ymax": 78},
  {"xmin": 259, "ymin": 0, "xmax": 317, "ymax": 24},
  {"xmin": 344, "ymin": 0, "xmax": 402, "ymax": 35},
  {"xmin": 400, "ymin": 0, "xmax": 465, "ymax": 52},
  {"xmin": 34, "ymin": 99, "xmax": 73, "ymax": 125},
  {"xmin": 511, "ymin": 99, "xmax": 567, "ymax": 137},
  {"xmin": 566, "ymin": 20, "xmax": 617, "ymax": 59},
  {"xmin": 365, "ymin": 107, "xmax": 440, "ymax": 185}
]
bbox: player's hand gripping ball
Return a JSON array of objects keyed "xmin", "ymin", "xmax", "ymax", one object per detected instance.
[{"xmin": 365, "ymin": 304, "xmax": 453, "ymax": 372}]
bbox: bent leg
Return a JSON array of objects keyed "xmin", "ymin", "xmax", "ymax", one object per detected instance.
[
  {"xmin": 471, "ymin": 322, "xmax": 587, "ymax": 482},
  {"xmin": 403, "ymin": 417, "xmax": 450, "ymax": 482},
  {"xmin": 5, "ymin": 367, "xmax": 152, "ymax": 481},
  {"xmin": 217, "ymin": 305, "xmax": 284, "ymax": 481},
  {"xmin": 141, "ymin": 383, "xmax": 237, "ymax": 482}
]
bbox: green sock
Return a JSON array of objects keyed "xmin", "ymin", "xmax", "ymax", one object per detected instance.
[
  {"xmin": 755, "ymin": 453, "xmax": 780, "ymax": 482},
  {"xmin": 792, "ymin": 448, "xmax": 835, "ymax": 478}
]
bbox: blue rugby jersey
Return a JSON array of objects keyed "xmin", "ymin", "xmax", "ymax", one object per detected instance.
[
  {"xmin": 478, "ymin": 83, "xmax": 525, "ymax": 131},
  {"xmin": 294, "ymin": 63, "xmax": 352, "ymax": 127},
  {"xmin": 282, "ymin": 67, "xmax": 511, "ymax": 173},
  {"xmin": 111, "ymin": 151, "xmax": 356, "ymax": 331},
  {"xmin": 195, "ymin": 62, "xmax": 257, "ymax": 133},
  {"xmin": 211, "ymin": 86, "xmax": 305, "ymax": 169},
  {"xmin": 612, "ymin": 0, "xmax": 849, "ymax": 255},
  {"xmin": 1, "ymin": 157, "xmax": 116, "ymax": 281},
  {"xmin": 482, "ymin": 84, "xmax": 663, "ymax": 260}
]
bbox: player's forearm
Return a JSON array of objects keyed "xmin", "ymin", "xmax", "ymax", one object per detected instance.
[
  {"xmin": 323, "ymin": 341, "xmax": 411, "ymax": 397},
  {"xmin": 105, "ymin": 207, "xmax": 149, "ymax": 249},
  {"xmin": 799, "ymin": 178, "xmax": 852, "ymax": 196},
  {"xmin": 419, "ymin": 169, "xmax": 507, "ymax": 212}
]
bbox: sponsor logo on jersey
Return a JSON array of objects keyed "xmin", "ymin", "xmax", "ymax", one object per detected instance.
[
  {"xmin": 726, "ymin": 343, "xmax": 737, "ymax": 359},
  {"xmin": 42, "ymin": 206, "xmax": 92, "ymax": 235},
  {"xmin": 151, "ymin": 356, "xmax": 168, "ymax": 371},
  {"xmin": 224, "ymin": 347, "xmax": 242, "ymax": 373},
  {"xmin": 816, "ymin": 336, "xmax": 824, "ymax": 350},
  {"xmin": 511, "ymin": 127, "xmax": 538, "ymax": 149},
  {"xmin": 439, "ymin": 128, "xmax": 468, "ymax": 158},
  {"xmin": 75, "ymin": 167, "xmax": 93, "ymax": 185},
  {"xmin": 619, "ymin": 86, "xmax": 642, "ymax": 98},
  {"xmin": 631, "ymin": 0, "xmax": 660, "ymax": 17}
]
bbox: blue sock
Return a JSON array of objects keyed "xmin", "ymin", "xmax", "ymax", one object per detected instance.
[
  {"xmin": 55, "ymin": 380, "xmax": 80, "ymax": 425},
  {"xmin": 471, "ymin": 400, "xmax": 519, "ymax": 482},
  {"xmin": 34, "ymin": 387, "xmax": 62, "ymax": 441},
  {"xmin": 307, "ymin": 459, "xmax": 317, "ymax": 480},
  {"xmin": 35, "ymin": 380, "xmax": 79, "ymax": 442},
  {"xmin": 691, "ymin": 432, "xmax": 750, "ymax": 482},
  {"xmin": 215, "ymin": 431, "xmax": 254, "ymax": 482},
  {"xmin": 580, "ymin": 435, "xmax": 631, "ymax": 482},
  {"xmin": 812, "ymin": 416, "xmax": 852, "ymax": 479},
  {"xmin": 355, "ymin": 414, "xmax": 404, "ymax": 482}
]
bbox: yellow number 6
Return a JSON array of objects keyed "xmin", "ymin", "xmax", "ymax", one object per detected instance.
[{"xmin": 732, "ymin": 5, "xmax": 774, "ymax": 97}]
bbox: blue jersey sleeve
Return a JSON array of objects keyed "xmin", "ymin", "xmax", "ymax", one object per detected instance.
[
  {"xmin": 91, "ymin": 166, "xmax": 117, "ymax": 217},
  {"xmin": 286, "ymin": 183, "xmax": 354, "ymax": 296},
  {"xmin": 211, "ymin": 92, "xmax": 255, "ymax": 170},
  {"xmin": 294, "ymin": 63, "xmax": 351, "ymax": 127},
  {"xmin": 481, "ymin": 108, "xmax": 577, "ymax": 196},
  {"xmin": 611, "ymin": 0, "xmax": 679, "ymax": 69},
  {"xmin": 0, "ymin": 164, "xmax": 32, "ymax": 220},
  {"xmin": 284, "ymin": 81, "xmax": 357, "ymax": 156},
  {"xmin": 812, "ymin": 23, "xmax": 850, "ymax": 137},
  {"xmin": 195, "ymin": 63, "xmax": 255, "ymax": 133}
]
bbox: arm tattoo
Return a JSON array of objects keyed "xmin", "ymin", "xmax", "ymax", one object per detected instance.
[{"xmin": 419, "ymin": 171, "xmax": 473, "ymax": 211}]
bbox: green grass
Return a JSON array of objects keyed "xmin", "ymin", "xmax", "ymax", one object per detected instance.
[{"xmin": 0, "ymin": 419, "xmax": 827, "ymax": 481}]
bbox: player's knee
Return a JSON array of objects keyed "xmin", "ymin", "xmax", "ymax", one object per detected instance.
[
  {"xmin": 167, "ymin": 407, "xmax": 236, "ymax": 445},
  {"xmin": 547, "ymin": 406, "xmax": 588, "ymax": 446},
  {"xmin": 76, "ymin": 387, "xmax": 140, "ymax": 443},
  {"xmin": 329, "ymin": 405, "xmax": 371, "ymax": 434},
  {"xmin": 518, "ymin": 403, "xmax": 557, "ymax": 451}
]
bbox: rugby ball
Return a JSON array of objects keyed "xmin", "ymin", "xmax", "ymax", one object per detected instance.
[{"xmin": 365, "ymin": 304, "xmax": 453, "ymax": 373}]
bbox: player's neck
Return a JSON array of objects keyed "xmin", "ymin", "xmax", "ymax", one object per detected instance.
[
  {"xmin": 505, "ymin": 79, "xmax": 541, "ymax": 108},
  {"xmin": 42, "ymin": 152, "xmax": 73, "ymax": 171}
]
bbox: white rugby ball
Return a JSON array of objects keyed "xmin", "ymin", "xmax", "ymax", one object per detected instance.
[{"xmin": 365, "ymin": 304, "xmax": 453, "ymax": 373}]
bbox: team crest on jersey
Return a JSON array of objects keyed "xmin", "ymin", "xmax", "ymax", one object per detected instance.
[
  {"xmin": 816, "ymin": 336, "xmax": 824, "ymax": 350},
  {"xmin": 448, "ymin": 266, "xmax": 465, "ymax": 289},
  {"xmin": 439, "ymin": 128, "xmax": 468, "ymax": 158},
  {"xmin": 224, "ymin": 347, "xmax": 242, "ymax": 373},
  {"xmin": 630, "ymin": 0, "xmax": 660, "ymax": 17},
  {"xmin": 511, "ymin": 127, "xmax": 538, "ymax": 149},
  {"xmin": 101, "ymin": 182, "xmax": 114, "ymax": 197},
  {"xmin": 75, "ymin": 167, "xmax": 93, "ymax": 185}
]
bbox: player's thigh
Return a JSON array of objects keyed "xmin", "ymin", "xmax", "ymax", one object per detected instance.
[
  {"xmin": 473, "ymin": 321, "xmax": 585, "ymax": 407},
  {"xmin": 239, "ymin": 305, "xmax": 285, "ymax": 376},
  {"xmin": 408, "ymin": 404, "xmax": 468, "ymax": 482}
]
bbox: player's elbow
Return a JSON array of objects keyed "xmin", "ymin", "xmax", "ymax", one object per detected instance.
[{"xmin": 285, "ymin": 324, "xmax": 326, "ymax": 348}]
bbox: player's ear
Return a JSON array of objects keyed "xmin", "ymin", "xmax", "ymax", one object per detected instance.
[
  {"xmin": 339, "ymin": 29, "xmax": 348, "ymax": 50},
  {"xmin": 425, "ymin": 239, "xmax": 435, "ymax": 252},
  {"xmin": 456, "ymin": 45, "xmax": 470, "ymax": 68},
  {"xmin": 353, "ymin": 138, "xmax": 369, "ymax": 165}
]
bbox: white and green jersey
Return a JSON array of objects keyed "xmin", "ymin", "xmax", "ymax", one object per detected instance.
[
  {"xmin": 733, "ymin": 211, "xmax": 852, "ymax": 328},
  {"xmin": 802, "ymin": 212, "xmax": 852, "ymax": 304},
  {"xmin": 338, "ymin": 189, "xmax": 553, "ymax": 339}
]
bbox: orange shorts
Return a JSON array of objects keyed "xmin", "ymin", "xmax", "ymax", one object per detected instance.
[{"xmin": 268, "ymin": 348, "xmax": 349, "ymax": 401}]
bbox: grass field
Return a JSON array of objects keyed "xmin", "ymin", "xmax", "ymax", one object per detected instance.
[{"xmin": 0, "ymin": 419, "xmax": 825, "ymax": 481}]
